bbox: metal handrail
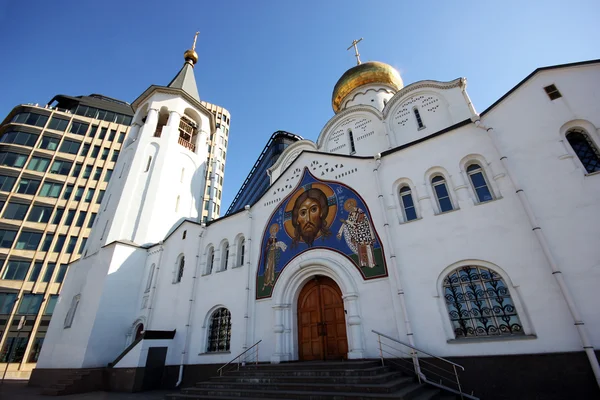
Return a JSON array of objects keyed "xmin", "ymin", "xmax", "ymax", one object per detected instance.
[
  {"xmin": 216, "ymin": 339, "xmax": 262, "ymax": 376},
  {"xmin": 372, "ymin": 330, "xmax": 464, "ymax": 370},
  {"xmin": 372, "ymin": 330, "xmax": 478, "ymax": 400}
]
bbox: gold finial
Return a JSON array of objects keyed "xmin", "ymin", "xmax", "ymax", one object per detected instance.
[
  {"xmin": 347, "ymin": 38, "xmax": 363, "ymax": 65},
  {"xmin": 184, "ymin": 31, "xmax": 200, "ymax": 65}
]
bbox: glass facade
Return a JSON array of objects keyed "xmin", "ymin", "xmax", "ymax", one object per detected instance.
[{"xmin": 0, "ymin": 94, "xmax": 132, "ymax": 375}]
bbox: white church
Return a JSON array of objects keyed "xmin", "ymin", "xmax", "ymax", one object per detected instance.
[{"xmin": 30, "ymin": 40, "xmax": 600, "ymax": 399}]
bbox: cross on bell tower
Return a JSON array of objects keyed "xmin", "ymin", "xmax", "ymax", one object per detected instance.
[{"xmin": 347, "ymin": 38, "xmax": 363, "ymax": 65}]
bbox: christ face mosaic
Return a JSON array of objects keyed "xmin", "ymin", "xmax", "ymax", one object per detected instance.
[{"xmin": 256, "ymin": 168, "xmax": 388, "ymax": 299}]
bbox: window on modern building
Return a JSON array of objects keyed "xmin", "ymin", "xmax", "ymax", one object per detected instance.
[
  {"xmin": 91, "ymin": 145, "xmax": 100, "ymax": 158},
  {"xmin": 41, "ymin": 233, "xmax": 54, "ymax": 251},
  {"xmin": 238, "ymin": 238, "xmax": 245, "ymax": 267},
  {"xmin": 175, "ymin": 255, "xmax": 185, "ymax": 283},
  {"xmin": 42, "ymin": 263, "xmax": 56, "ymax": 282},
  {"xmin": 15, "ymin": 231, "xmax": 42, "ymax": 250},
  {"xmin": 108, "ymin": 129, "xmax": 116, "ymax": 141},
  {"xmin": 50, "ymin": 159, "xmax": 72, "ymax": 175},
  {"xmin": 111, "ymin": 150, "xmax": 119, "ymax": 162},
  {"xmin": 413, "ymin": 107, "xmax": 425, "ymax": 129},
  {"xmin": 66, "ymin": 237, "xmax": 77, "ymax": 254},
  {"xmin": 3, "ymin": 202, "xmax": 29, "ymax": 220},
  {"xmin": 16, "ymin": 178, "xmax": 40, "ymax": 195},
  {"xmin": 0, "ymin": 175, "xmax": 17, "ymax": 192},
  {"xmin": 52, "ymin": 208, "xmax": 64, "ymax": 224},
  {"xmin": 0, "ymin": 130, "xmax": 38, "ymax": 147},
  {"xmin": 0, "ymin": 292, "xmax": 18, "ymax": 313},
  {"xmin": 0, "ymin": 152, "xmax": 27, "ymax": 168},
  {"xmin": 566, "ymin": 129, "xmax": 600, "ymax": 174},
  {"xmin": 74, "ymin": 186, "xmax": 84, "ymax": 201},
  {"xmin": 82, "ymin": 165, "xmax": 92, "ymax": 179},
  {"xmin": 543, "ymin": 84, "xmax": 562, "ymax": 100},
  {"xmin": 71, "ymin": 163, "xmax": 82, "ymax": 177},
  {"xmin": 63, "ymin": 184, "xmax": 74, "ymax": 200},
  {"xmin": 27, "ymin": 156, "xmax": 51, "ymax": 172},
  {"xmin": 466, "ymin": 164, "xmax": 493, "ymax": 203},
  {"xmin": 59, "ymin": 139, "xmax": 81, "ymax": 155},
  {"xmin": 348, "ymin": 129, "xmax": 356, "ymax": 154},
  {"xmin": 40, "ymin": 181, "xmax": 63, "ymax": 198},
  {"xmin": 85, "ymin": 188, "xmax": 95, "ymax": 203},
  {"xmin": 27, "ymin": 205, "xmax": 53, "ymax": 223},
  {"xmin": 80, "ymin": 143, "xmax": 90, "ymax": 157},
  {"xmin": 2, "ymin": 260, "xmax": 30, "ymax": 280},
  {"xmin": 28, "ymin": 335, "xmax": 45, "ymax": 363},
  {"xmin": 53, "ymin": 235, "xmax": 66, "ymax": 253},
  {"xmin": 431, "ymin": 175, "xmax": 454, "ymax": 213},
  {"xmin": 64, "ymin": 210, "xmax": 76, "ymax": 225},
  {"xmin": 0, "ymin": 230, "xmax": 17, "ymax": 248},
  {"xmin": 28, "ymin": 262, "xmax": 42, "ymax": 282},
  {"xmin": 78, "ymin": 238, "xmax": 87, "ymax": 255},
  {"xmin": 17, "ymin": 293, "xmax": 43, "ymax": 314},
  {"xmin": 11, "ymin": 112, "xmax": 48, "ymax": 127},
  {"xmin": 88, "ymin": 125, "xmax": 98, "ymax": 137},
  {"xmin": 69, "ymin": 121, "xmax": 89, "ymax": 135},
  {"xmin": 0, "ymin": 336, "xmax": 28, "ymax": 363},
  {"xmin": 48, "ymin": 117, "xmax": 69, "ymax": 132},
  {"xmin": 117, "ymin": 132, "xmax": 125, "ymax": 143},
  {"xmin": 44, "ymin": 295, "xmax": 58, "ymax": 315},
  {"xmin": 75, "ymin": 211, "xmax": 87, "ymax": 227},
  {"xmin": 55, "ymin": 264, "xmax": 68, "ymax": 282},
  {"xmin": 104, "ymin": 169, "xmax": 113, "ymax": 182},
  {"xmin": 207, "ymin": 308, "xmax": 231, "ymax": 352},
  {"xmin": 443, "ymin": 265, "xmax": 524, "ymax": 338},
  {"xmin": 63, "ymin": 294, "xmax": 80, "ymax": 328},
  {"xmin": 100, "ymin": 148, "xmax": 109, "ymax": 160},
  {"xmin": 98, "ymin": 127, "xmax": 107, "ymax": 140},
  {"xmin": 145, "ymin": 264, "xmax": 155, "ymax": 292},
  {"xmin": 96, "ymin": 190, "xmax": 105, "ymax": 204},
  {"xmin": 93, "ymin": 167, "xmax": 102, "ymax": 180},
  {"xmin": 87, "ymin": 213, "xmax": 97, "ymax": 228},
  {"xmin": 399, "ymin": 186, "xmax": 418, "ymax": 221}
]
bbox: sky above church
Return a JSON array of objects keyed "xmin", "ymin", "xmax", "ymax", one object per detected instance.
[{"xmin": 1, "ymin": 0, "xmax": 598, "ymax": 212}]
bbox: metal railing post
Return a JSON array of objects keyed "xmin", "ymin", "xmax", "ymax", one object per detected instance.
[
  {"xmin": 453, "ymin": 364, "xmax": 464, "ymax": 399},
  {"xmin": 377, "ymin": 334, "xmax": 384, "ymax": 367},
  {"xmin": 256, "ymin": 343, "xmax": 259, "ymax": 366}
]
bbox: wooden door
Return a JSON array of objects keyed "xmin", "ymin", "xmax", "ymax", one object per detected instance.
[{"xmin": 298, "ymin": 276, "xmax": 348, "ymax": 361}]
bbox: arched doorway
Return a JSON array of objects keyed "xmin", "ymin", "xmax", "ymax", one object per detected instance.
[
  {"xmin": 134, "ymin": 323, "xmax": 144, "ymax": 341},
  {"xmin": 297, "ymin": 276, "xmax": 348, "ymax": 361}
]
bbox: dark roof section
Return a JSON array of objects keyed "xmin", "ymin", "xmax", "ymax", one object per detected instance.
[
  {"xmin": 167, "ymin": 62, "xmax": 200, "ymax": 102},
  {"xmin": 47, "ymin": 94, "xmax": 134, "ymax": 116},
  {"xmin": 481, "ymin": 59, "xmax": 600, "ymax": 116}
]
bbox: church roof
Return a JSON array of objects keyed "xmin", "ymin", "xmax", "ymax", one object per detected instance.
[{"xmin": 167, "ymin": 61, "xmax": 200, "ymax": 102}]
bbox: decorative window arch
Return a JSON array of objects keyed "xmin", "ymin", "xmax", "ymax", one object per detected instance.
[
  {"xmin": 566, "ymin": 128, "xmax": 600, "ymax": 174},
  {"xmin": 206, "ymin": 307, "xmax": 231, "ymax": 352},
  {"xmin": 64, "ymin": 294, "xmax": 80, "ymax": 329},
  {"xmin": 442, "ymin": 265, "xmax": 524, "ymax": 338},
  {"xmin": 206, "ymin": 246, "xmax": 215, "ymax": 274},
  {"xmin": 220, "ymin": 241, "xmax": 229, "ymax": 271},
  {"xmin": 237, "ymin": 237, "xmax": 245, "ymax": 267},
  {"xmin": 431, "ymin": 175, "xmax": 454, "ymax": 213},
  {"xmin": 466, "ymin": 163, "xmax": 493, "ymax": 203},
  {"xmin": 174, "ymin": 254, "xmax": 184, "ymax": 283},
  {"xmin": 398, "ymin": 185, "xmax": 418, "ymax": 222},
  {"xmin": 145, "ymin": 263, "xmax": 155, "ymax": 292}
]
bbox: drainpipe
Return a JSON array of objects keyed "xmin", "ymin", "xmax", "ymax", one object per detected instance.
[
  {"xmin": 242, "ymin": 205, "xmax": 253, "ymax": 360},
  {"xmin": 176, "ymin": 225, "xmax": 206, "ymax": 387},
  {"xmin": 372, "ymin": 155, "xmax": 417, "ymax": 347},
  {"xmin": 474, "ymin": 118, "xmax": 600, "ymax": 388},
  {"xmin": 146, "ymin": 242, "xmax": 164, "ymax": 329}
]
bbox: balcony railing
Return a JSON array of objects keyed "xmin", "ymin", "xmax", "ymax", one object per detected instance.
[{"xmin": 178, "ymin": 136, "xmax": 195, "ymax": 152}]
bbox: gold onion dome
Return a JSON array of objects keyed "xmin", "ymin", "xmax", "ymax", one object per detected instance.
[
  {"xmin": 184, "ymin": 49, "xmax": 198, "ymax": 65},
  {"xmin": 332, "ymin": 61, "xmax": 403, "ymax": 113}
]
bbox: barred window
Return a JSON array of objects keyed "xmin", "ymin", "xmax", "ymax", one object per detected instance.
[
  {"xmin": 207, "ymin": 308, "xmax": 231, "ymax": 352},
  {"xmin": 566, "ymin": 129, "xmax": 600, "ymax": 174},
  {"xmin": 174, "ymin": 255, "xmax": 184, "ymax": 283},
  {"xmin": 443, "ymin": 265, "xmax": 524, "ymax": 338}
]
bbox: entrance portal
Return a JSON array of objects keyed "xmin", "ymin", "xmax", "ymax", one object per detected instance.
[{"xmin": 297, "ymin": 276, "xmax": 348, "ymax": 361}]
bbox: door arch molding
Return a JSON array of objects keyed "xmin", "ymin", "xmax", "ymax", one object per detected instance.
[{"xmin": 270, "ymin": 249, "xmax": 365, "ymax": 363}]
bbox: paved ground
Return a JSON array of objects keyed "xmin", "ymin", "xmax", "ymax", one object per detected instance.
[{"xmin": 0, "ymin": 381, "xmax": 172, "ymax": 399}]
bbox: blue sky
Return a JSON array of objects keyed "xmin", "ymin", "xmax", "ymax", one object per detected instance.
[{"xmin": 1, "ymin": 0, "xmax": 598, "ymax": 212}]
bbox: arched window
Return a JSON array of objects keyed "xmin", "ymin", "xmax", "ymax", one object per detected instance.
[
  {"xmin": 145, "ymin": 264, "xmax": 155, "ymax": 292},
  {"xmin": 134, "ymin": 323, "xmax": 144, "ymax": 341},
  {"xmin": 413, "ymin": 107, "xmax": 425, "ymax": 130},
  {"xmin": 207, "ymin": 247, "xmax": 215, "ymax": 274},
  {"xmin": 566, "ymin": 129, "xmax": 600, "ymax": 173},
  {"xmin": 175, "ymin": 255, "xmax": 184, "ymax": 283},
  {"xmin": 466, "ymin": 164, "xmax": 493, "ymax": 203},
  {"xmin": 431, "ymin": 175, "xmax": 453, "ymax": 213},
  {"xmin": 443, "ymin": 265, "xmax": 523, "ymax": 338},
  {"xmin": 348, "ymin": 129, "xmax": 356, "ymax": 154},
  {"xmin": 221, "ymin": 242, "xmax": 229, "ymax": 271},
  {"xmin": 238, "ymin": 237, "xmax": 245, "ymax": 267},
  {"xmin": 207, "ymin": 308, "xmax": 231, "ymax": 352},
  {"xmin": 64, "ymin": 294, "xmax": 80, "ymax": 329},
  {"xmin": 399, "ymin": 186, "xmax": 417, "ymax": 222}
]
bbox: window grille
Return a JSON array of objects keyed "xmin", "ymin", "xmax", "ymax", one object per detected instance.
[
  {"xmin": 175, "ymin": 256, "xmax": 184, "ymax": 283},
  {"xmin": 207, "ymin": 308, "xmax": 231, "ymax": 352},
  {"xmin": 413, "ymin": 107, "xmax": 425, "ymax": 129},
  {"xmin": 348, "ymin": 129, "xmax": 356, "ymax": 154},
  {"xmin": 566, "ymin": 129, "xmax": 600, "ymax": 174}
]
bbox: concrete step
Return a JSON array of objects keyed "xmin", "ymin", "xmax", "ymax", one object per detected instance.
[
  {"xmin": 208, "ymin": 370, "xmax": 403, "ymax": 385},
  {"xmin": 240, "ymin": 360, "xmax": 381, "ymax": 371},
  {"xmin": 225, "ymin": 365, "xmax": 392, "ymax": 377},
  {"xmin": 166, "ymin": 395, "xmax": 287, "ymax": 400}
]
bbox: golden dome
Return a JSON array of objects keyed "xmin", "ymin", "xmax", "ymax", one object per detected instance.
[
  {"xmin": 184, "ymin": 49, "xmax": 198, "ymax": 65},
  {"xmin": 332, "ymin": 61, "xmax": 403, "ymax": 113}
]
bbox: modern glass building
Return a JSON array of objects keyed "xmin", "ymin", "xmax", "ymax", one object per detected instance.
[
  {"xmin": 0, "ymin": 94, "xmax": 133, "ymax": 379},
  {"xmin": 226, "ymin": 131, "xmax": 301, "ymax": 215}
]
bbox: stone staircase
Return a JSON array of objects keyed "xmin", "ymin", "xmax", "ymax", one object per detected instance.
[
  {"xmin": 166, "ymin": 360, "xmax": 457, "ymax": 400},
  {"xmin": 40, "ymin": 369, "xmax": 99, "ymax": 396}
]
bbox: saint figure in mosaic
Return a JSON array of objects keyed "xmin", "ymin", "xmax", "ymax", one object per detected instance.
[
  {"xmin": 337, "ymin": 198, "xmax": 377, "ymax": 268},
  {"xmin": 263, "ymin": 223, "xmax": 287, "ymax": 290}
]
